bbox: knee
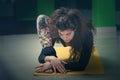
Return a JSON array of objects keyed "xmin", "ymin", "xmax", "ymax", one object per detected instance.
[{"xmin": 36, "ymin": 15, "xmax": 50, "ymax": 29}]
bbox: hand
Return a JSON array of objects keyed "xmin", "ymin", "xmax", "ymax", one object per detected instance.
[
  {"xmin": 35, "ymin": 62, "xmax": 52, "ymax": 73},
  {"xmin": 48, "ymin": 56, "xmax": 67, "ymax": 73}
]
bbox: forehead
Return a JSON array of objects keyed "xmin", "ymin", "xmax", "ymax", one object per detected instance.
[{"xmin": 58, "ymin": 29, "xmax": 73, "ymax": 34}]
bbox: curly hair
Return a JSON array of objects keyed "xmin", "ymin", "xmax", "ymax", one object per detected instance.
[{"xmin": 49, "ymin": 7, "xmax": 96, "ymax": 61}]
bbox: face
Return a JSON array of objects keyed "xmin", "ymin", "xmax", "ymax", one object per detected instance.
[{"xmin": 58, "ymin": 29, "xmax": 75, "ymax": 43}]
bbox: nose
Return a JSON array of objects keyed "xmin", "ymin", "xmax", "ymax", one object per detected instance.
[{"xmin": 62, "ymin": 36, "xmax": 69, "ymax": 42}]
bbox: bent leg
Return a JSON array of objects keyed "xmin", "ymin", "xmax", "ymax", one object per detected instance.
[{"xmin": 36, "ymin": 15, "xmax": 52, "ymax": 48}]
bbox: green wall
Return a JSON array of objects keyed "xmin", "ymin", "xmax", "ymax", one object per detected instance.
[
  {"xmin": 92, "ymin": 0, "xmax": 115, "ymax": 27},
  {"xmin": 15, "ymin": 0, "xmax": 115, "ymax": 27},
  {"xmin": 37, "ymin": 0, "xmax": 55, "ymax": 17}
]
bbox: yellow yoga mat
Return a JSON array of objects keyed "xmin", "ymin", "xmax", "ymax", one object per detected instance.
[{"xmin": 34, "ymin": 46, "xmax": 104, "ymax": 76}]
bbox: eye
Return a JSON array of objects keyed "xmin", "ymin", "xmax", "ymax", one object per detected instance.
[{"xmin": 66, "ymin": 32, "xmax": 71, "ymax": 36}]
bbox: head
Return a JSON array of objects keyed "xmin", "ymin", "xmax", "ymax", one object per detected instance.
[
  {"xmin": 50, "ymin": 7, "xmax": 82, "ymax": 43},
  {"xmin": 58, "ymin": 29, "xmax": 75, "ymax": 43},
  {"xmin": 50, "ymin": 7, "xmax": 95, "ymax": 61}
]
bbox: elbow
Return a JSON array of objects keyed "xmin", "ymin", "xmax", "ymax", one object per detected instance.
[{"xmin": 38, "ymin": 55, "xmax": 45, "ymax": 63}]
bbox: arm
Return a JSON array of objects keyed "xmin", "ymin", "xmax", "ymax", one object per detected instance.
[
  {"xmin": 38, "ymin": 46, "xmax": 66, "ymax": 73},
  {"xmin": 38, "ymin": 38, "xmax": 65, "ymax": 63},
  {"xmin": 38, "ymin": 46, "xmax": 57, "ymax": 63},
  {"xmin": 64, "ymin": 48, "xmax": 92, "ymax": 71}
]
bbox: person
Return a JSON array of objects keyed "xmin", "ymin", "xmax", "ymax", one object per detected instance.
[{"xmin": 35, "ymin": 7, "xmax": 96, "ymax": 73}]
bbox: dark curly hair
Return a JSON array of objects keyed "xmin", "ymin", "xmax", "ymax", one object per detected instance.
[{"xmin": 49, "ymin": 7, "xmax": 96, "ymax": 61}]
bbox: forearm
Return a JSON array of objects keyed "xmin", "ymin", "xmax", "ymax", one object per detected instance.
[
  {"xmin": 44, "ymin": 56, "xmax": 56, "ymax": 62},
  {"xmin": 64, "ymin": 51, "xmax": 91, "ymax": 71},
  {"xmin": 64, "ymin": 62, "xmax": 86, "ymax": 71}
]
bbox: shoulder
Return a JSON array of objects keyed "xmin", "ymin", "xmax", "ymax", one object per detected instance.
[{"xmin": 52, "ymin": 38, "xmax": 66, "ymax": 47}]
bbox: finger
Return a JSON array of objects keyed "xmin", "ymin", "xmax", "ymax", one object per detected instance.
[
  {"xmin": 49, "ymin": 69, "xmax": 53, "ymax": 73},
  {"xmin": 57, "ymin": 64, "xmax": 66, "ymax": 73},
  {"xmin": 35, "ymin": 68, "xmax": 42, "ymax": 73},
  {"xmin": 35, "ymin": 66, "xmax": 45, "ymax": 73},
  {"xmin": 44, "ymin": 69, "xmax": 53, "ymax": 73},
  {"xmin": 59, "ymin": 63, "xmax": 66, "ymax": 70},
  {"xmin": 61, "ymin": 60, "xmax": 67, "ymax": 64},
  {"xmin": 52, "ymin": 65, "xmax": 56, "ymax": 73},
  {"xmin": 35, "ymin": 64, "xmax": 44, "ymax": 68},
  {"xmin": 44, "ymin": 69, "xmax": 49, "ymax": 73},
  {"xmin": 57, "ymin": 66, "xmax": 66, "ymax": 73}
]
